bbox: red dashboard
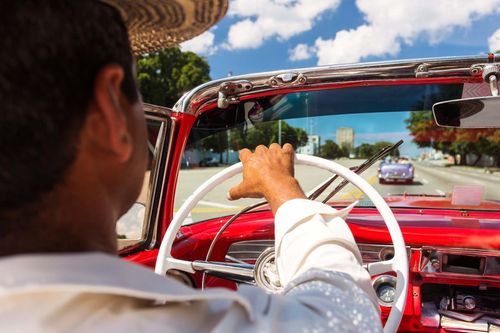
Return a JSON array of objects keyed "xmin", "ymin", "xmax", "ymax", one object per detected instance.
[{"xmin": 127, "ymin": 206, "xmax": 500, "ymax": 332}]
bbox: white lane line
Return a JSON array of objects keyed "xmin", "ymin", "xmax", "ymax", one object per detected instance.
[
  {"xmin": 435, "ymin": 189, "xmax": 445, "ymax": 195},
  {"xmin": 421, "ymin": 178, "xmax": 429, "ymax": 184},
  {"xmin": 198, "ymin": 200, "xmax": 239, "ymax": 208}
]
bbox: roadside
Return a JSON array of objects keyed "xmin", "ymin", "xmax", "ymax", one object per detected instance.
[{"xmin": 447, "ymin": 165, "xmax": 500, "ymax": 178}]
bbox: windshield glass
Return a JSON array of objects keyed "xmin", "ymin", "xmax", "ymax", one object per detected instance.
[{"xmin": 175, "ymin": 83, "xmax": 500, "ymax": 224}]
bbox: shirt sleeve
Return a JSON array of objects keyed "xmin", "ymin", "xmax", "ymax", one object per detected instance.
[
  {"xmin": 215, "ymin": 199, "xmax": 382, "ymax": 333},
  {"xmin": 274, "ymin": 198, "xmax": 380, "ymax": 310}
]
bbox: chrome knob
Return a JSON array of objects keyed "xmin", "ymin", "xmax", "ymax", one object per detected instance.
[{"xmin": 463, "ymin": 296, "xmax": 476, "ymax": 310}]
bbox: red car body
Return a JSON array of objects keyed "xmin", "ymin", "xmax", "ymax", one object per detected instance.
[{"xmin": 121, "ymin": 55, "xmax": 500, "ymax": 332}]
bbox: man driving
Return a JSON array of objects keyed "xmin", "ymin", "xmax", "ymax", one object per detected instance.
[{"xmin": 0, "ymin": 1, "xmax": 381, "ymax": 332}]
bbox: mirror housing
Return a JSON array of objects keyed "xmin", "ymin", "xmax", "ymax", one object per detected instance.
[{"xmin": 432, "ymin": 96, "xmax": 500, "ymax": 128}]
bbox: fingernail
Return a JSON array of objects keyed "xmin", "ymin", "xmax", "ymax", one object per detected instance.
[{"xmin": 226, "ymin": 192, "xmax": 232, "ymax": 200}]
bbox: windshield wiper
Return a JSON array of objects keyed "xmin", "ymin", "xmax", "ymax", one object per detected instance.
[{"xmin": 307, "ymin": 139, "xmax": 404, "ymax": 203}]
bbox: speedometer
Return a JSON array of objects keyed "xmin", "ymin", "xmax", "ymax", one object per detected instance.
[
  {"xmin": 377, "ymin": 284, "xmax": 396, "ymax": 304},
  {"xmin": 372, "ymin": 275, "xmax": 397, "ymax": 307}
]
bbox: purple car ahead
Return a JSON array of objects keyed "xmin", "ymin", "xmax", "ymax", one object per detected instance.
[{"xmin": 378, "ymin": 158, "xmax": 414, "ymax": 184}]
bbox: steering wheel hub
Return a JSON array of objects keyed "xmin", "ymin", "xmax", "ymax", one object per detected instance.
[{"xmin": 254, "ymin": 247, "xmax": 282, "ymax": 292}]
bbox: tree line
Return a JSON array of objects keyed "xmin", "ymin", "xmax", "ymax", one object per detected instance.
[{"xmin": 406, "ymin": 110, "xmax": 500, "ymax": 166}]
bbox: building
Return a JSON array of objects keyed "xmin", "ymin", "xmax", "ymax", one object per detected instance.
[
  {"xmin": 336, "ymin": 127, "xmax": 354, "ymax": 150},
  {"xmin": 297, "ymin": 135, "xmax": 320, "ymax": 155}
]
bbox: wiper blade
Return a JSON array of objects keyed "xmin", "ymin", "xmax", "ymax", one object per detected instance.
[{"xmin": 308, "ymin": 139, "xmax": 404, "ymax": 202}]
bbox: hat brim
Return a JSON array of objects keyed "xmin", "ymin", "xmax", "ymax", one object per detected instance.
[{"xmin": 102, "ymin": 0, "xmax": 228, "ymax": 55}]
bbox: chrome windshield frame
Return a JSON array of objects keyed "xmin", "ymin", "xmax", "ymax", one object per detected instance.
[{"xmin": 173, "ymin": 54, "xmax": 500, "ymax": 116}]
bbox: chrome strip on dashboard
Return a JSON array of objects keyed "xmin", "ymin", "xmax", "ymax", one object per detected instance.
[
  {"xmin": 192, "ymin": 260, "xmax": 255, "ymax": 284},
  {"xmin": 226, "ymin": 240, "xmax": 411, "ymax": 264}
]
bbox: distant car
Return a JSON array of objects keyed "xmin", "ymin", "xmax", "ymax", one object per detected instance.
[
  {"xmin": 378, "ymin": 160, "xmax": 414, "ymax": 184},
  {"xmin": 199, "ymin": 157, "xmax": 219, "ymax": 167}
]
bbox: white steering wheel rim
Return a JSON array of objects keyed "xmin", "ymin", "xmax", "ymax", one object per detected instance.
[{"xmin": 156, "ymin": 154, "xmax": 408, "ymax": 333}]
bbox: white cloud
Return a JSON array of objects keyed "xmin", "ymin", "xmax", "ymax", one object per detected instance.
[
  {"xmin": 297, "ymin": 0, "xmax": 500, "ymax": 65},
  {"xmin": 181, "ymin": 30, "xmax": 217, "ymax": 55},
  {"xmin": 489, "ymin": 28, "xmax": 500, "ymax": 52},
  {"xmin": 289, "ymin": 43, "xmax": 314, "ymax": 61},
  {"xmin": 224, "ymin": 0, "xmax": 341, "ymax": 50}
]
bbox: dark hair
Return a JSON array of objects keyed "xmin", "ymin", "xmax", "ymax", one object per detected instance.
[{"xmin": 0, "ymin": 1, "xmax": 138, "ymax": 210}]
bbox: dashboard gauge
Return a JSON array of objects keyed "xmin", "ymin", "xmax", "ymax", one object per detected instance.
[
  {"xmin": 377, "ymin": 284, "xmax": 396, "ymax": 304},
  {"xmin": 372, "ymin": 275, "xmax": 397, "ymax": 307}
]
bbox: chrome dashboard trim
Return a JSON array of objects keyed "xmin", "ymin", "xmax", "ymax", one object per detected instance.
[
  {"xmin": 226, "ymin": 240, "xmax": 411, "ymax": 265},
  {"xmin": 420, "ymin": 246, "xmax": 500, "ymax": 278},
  {"xmin": 421, "ymin": 247, "xmax": 500, "ymax": 257}
]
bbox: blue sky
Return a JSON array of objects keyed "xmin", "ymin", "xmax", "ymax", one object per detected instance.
[{"xmin": 181, "ymin": 0, "xmax": 500, "ymax": 157}]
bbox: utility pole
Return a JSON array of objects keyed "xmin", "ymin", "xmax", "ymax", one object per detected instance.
[
  {"xmin": 278, "ymin": 120, "xmax": 282, "ymax": 145},
  {"xmin": 226, "ymin": 70, "xmax": 232, "ymax": 164}
]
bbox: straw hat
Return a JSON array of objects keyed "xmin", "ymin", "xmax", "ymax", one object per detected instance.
[{"xmin": 102, "ymin": 0, "xmax": 228, "ymax": 54}]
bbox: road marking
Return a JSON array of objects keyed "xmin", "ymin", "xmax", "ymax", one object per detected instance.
[
  {"xmin": 435, "ymin": 189, "xmax": 445, "ymax": 195},
  {"xmin": 198, "ymin": 200, "xmax": 239, "ymax": 208},
  {"xmin": 339, "ymin": 174, "xmax": 378, "ymax": 200},
  {"xmin": 421, "ymin": 178, "xmax": 429, "ymax": 184}
]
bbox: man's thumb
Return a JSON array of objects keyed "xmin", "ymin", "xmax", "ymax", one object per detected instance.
[{"xmin": 227, "ymin": 183, "xmax": 245, "ymax": 201}]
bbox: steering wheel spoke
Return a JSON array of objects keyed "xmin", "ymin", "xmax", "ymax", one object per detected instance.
[{"xmin": 366, "ymin": 259, "xmax": 394, "ymax": 276}]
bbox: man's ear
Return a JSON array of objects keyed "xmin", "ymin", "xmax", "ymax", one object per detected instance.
[{"xmin": 86, "ymin": 64, "xmax": 133, "ymax": 162}]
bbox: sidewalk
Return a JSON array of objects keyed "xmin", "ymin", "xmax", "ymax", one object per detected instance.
[{"xmin": 448, "ymin": 165, "xmax": 500, "ymax": 178}]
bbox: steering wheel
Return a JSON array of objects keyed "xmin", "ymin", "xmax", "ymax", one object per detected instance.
[{"xmin": 155, "ymin": 154, "xmax": 408, "ymax": 333}]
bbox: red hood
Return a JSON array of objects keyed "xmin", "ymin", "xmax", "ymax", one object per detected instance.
[
  {"xmin": 382, "ymin": 195, "xmax": 500, "ymax": 210},
  {"xmin": 329, "ymin": 195, "xmax": 500, "ymax": 211}
]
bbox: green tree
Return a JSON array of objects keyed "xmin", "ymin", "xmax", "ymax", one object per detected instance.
[
  {"xmin": 229, "ymin": 121, "xmax": 308, "ymax": 151},
  {"xmin": 200, "ymin": 131, "xmax": 227, "ymax": 163},
  {"xmin": 355, "ymin": 141, "xmax": 400, "ymax": 159},
  {"xmin": 355, "ymin": 143, "xmax": 375, "ymax": 159},
  {"xmin": 137, "ymin": 48, "xmax": 211, "ymax": 107},
  {"xmin": 406, "ymin": 110, "xmax": 500, "ymax": 165},
  {"xmin": 319, "ymin": 140, "xmax": 344, "ymax": 159}
]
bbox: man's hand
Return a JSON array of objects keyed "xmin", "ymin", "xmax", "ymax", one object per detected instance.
[{"xmin": 227, "ymin": 143, "xmax": 306, "ymax": 214}]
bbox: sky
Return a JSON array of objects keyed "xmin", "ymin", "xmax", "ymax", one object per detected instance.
[{"xmin": 180, "ymin": 0, "xmax": 500, "ymax": 157}]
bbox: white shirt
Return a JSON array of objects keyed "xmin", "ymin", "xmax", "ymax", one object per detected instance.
[{"xmin": 0, "ymin": 199, "xmax": 381, "ymax": 332}]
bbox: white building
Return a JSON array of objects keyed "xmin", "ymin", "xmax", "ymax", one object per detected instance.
[
  {"xmin": 297, "ymin": 135, "xmax": 320, "ymax": 155},
  {"xmin": 336, "ymin": 127, "xmax": 354, "ymax": 150}
]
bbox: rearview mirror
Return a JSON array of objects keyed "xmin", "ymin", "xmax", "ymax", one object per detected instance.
[{"xmin": 432, "ymin": 96, "xmax": 500, "ymax": 128}]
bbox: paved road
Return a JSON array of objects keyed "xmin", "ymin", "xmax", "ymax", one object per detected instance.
[{"xmin": 175, "ymin": 160, "xmax": 500, "ymax": 224}]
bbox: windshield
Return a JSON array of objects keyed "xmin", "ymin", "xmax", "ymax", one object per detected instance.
[{"xmin": 175, "ymin": 83, "xmax": 500, "ymax": 224}]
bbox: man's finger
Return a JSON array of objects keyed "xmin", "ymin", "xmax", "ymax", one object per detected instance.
[
  {"xmin": 239, "ymin": 148, "xmax": 251, "ymax": 162},
  {"xmin": 269, "ymin": 143, "xmax": 281, "ymax": 153},
  {"xmin": 255, "ymin": 145, "xmax": 268, "ymax": 154},
  {"xmin": 282, "ymin": 143, "xmax": 294, "ymax": 154},
  {"xmin": 227, "ymin": 183, "xmax": 244, "ymax": 201}
]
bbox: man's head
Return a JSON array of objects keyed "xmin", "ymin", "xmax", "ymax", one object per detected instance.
[{"xmin": 0, "ymin": 1, "xmax": 147, "ymax": 252}]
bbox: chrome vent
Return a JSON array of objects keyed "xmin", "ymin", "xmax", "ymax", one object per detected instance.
[
  {"xmin": 226, "ymin": 240, "xmax": 409, "ymax": 264},
  {"xmin": 226, "ymin": 240, "xmax": 274, "ymax": 262}
]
